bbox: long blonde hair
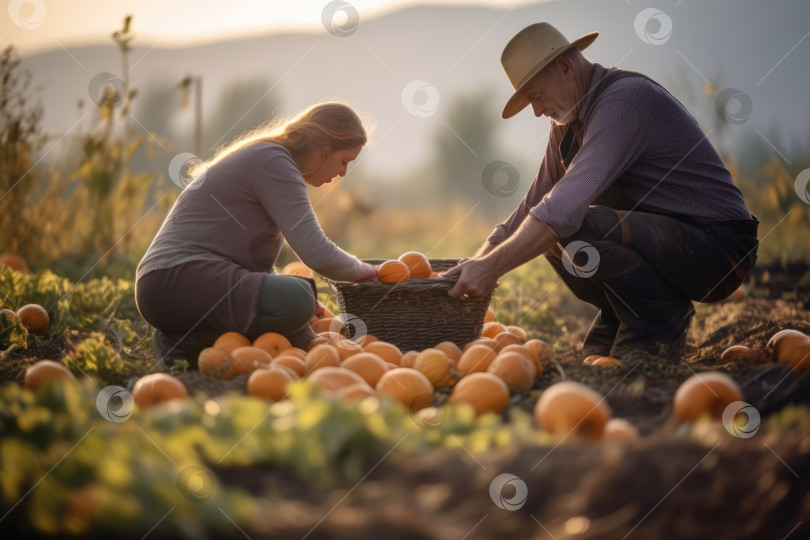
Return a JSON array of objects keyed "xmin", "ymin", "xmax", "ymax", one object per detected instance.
[{"xmin": 189, "ymin": 102, "xmax": 368, "ymax": 178}]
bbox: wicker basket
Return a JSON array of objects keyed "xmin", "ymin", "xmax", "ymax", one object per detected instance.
[{"xmin": 324, "ymin": 259, "xmax": 492, "ymax": 352}]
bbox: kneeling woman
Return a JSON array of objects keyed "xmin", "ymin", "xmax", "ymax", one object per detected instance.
[{"xmin": 135, "ymin": 102, "xmax": 376, "ymax": 365}]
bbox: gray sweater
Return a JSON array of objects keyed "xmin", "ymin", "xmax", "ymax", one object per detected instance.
[{"xmin": 136, "ymin": 141, "xmax": 366, "ymax": 283}]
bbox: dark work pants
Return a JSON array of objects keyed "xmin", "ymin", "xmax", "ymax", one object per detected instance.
[
  {"xmin": 544, "ymin": 206, "xmax": 758, "ymax": 360},
  {"xmin": 151, "ymin": 273, "xmax": 318, "ymax": 366}
]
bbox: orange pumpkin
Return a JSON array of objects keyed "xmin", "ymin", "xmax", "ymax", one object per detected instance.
[
  {"xmin": 229, "ymin": 346, "xmax": 273, "ymax": 375},
  {"xmin": 449, "ymin": 372, "xmax": 510, "ymax": 416},
  {"xmin": 603, "ymin": 418, "xmax": 640, "ymax": 443},
  {"xmin": 332, "ymin": 338, "xmax": 364, "ymax": 361},
  {"xmin": 375, "ymin": 368, "xmax": 433, "ymax": 411},
  {"xmin": 271, "ymin": 355, "xmax": 306, "ymax": 377},
  {"xmin": 335, "ymin": 383, "xmax": 377, "ymax": 401},
  {"xmin": 281, "ymin": 261, "xmax": 312, "ymax": 277},
  {"xmin": 481, "ymin": 322, "xmax": 507, "ymax": 339},
  {"xmin": 317, "ymin": 331, "xmax": 344, "ymax": 343},
  {"xmin": 247, "ymin": 367, "xmax": 294, "ymax": 401},
  {"xmin": 767, "ymin": 329, "xmax": 810, "ymax": 373},
  {"xmin": 304, "ymin": 344, "xmax": 341, "ymax": 374},
  {"xmin": 434, "ymin": 341, "xmax": 462, "ymax": 365},
  {"xmin": 252, "ymin": 332, "xmax": 292, "ymax": 357},
  {"xmin": 397, "ymin": 252, "xmax": 432, "ymax": 278},
  {"xmin": 498, "ymin": 345, "xmax": 540, "ymax": 379},
  {"xmin": 456, "ymin": 344, "xmax": 498, "ymax": 376},
  {"xmin": 307, "ymin": 336, "xmax": 333, "ymax": 351},
  {"xmin": 354, "ymin": 333, "xmax": 378, "ymax": 347},
  {"xmin": 16, "ymin": 304, "xmax": 50, "ymax": 334},
  {"xmin": 0, "ymin": 252, "xmax": 30, "ymax": 274},
  {"xmin": 719, "ymin": 345, "xmax": 760, "ymax": 362},
  {"xmin": 590, "ymin": 356, "xmax": 621, "ymax": 368},
  {"xmin": 341, "ymin": 352, "xmax": 389, "ymax": 387},
  {"xmin": 487, "ymin": 352, "xmax": 534, "ymax": 393},
  {"xmin": 275, "ymin": 347, "xmax": 307, "ymax": 361},
  {"xmin": 399, "ymin": 350, "xmax": 418, "ymax": 368},
  {"xmin": 198, "ymin": 347, "xmax": 232, "ymax": 379},
  {"xmin": 493, "ymin": 331, "xmax": 523, "ymax": 350},
  {"xmin": 213, "ymin": 332, "xmax": 251, "ymax": 353},
  {"xmin": 505, "ymin": 325, "xmax": 528, "ymax": 342},
  {"xmin": 312, "ymin": 318, "xmax": 343, "ymax": 334},
  {"xmin": 308, "ymin": 366, "xmax": 370, "ymax": 394},
  {"xmin": 364, "ymin": 341, "xmax": 403, "ymax": 365},
  {"xmin": 377, "ymin": 260, "xmax": 411, "ymax": 284},
  {"xmin": 463, "ymin": 337, "xmax": 498, "ymax": 352},
  {"xmin": 534, "ymin": 381, "xmax": 611, "ymax": 441},
  {"xmin": 413, "ymin": 349, "xmax": 454, "ymax": 388},
  {"xmin": 484, "ymin": 307, "xmax": 496, "ymax": 324},
  {"xmin": 132, "ymin": 373, "xmax": 188, "ymax": 408},
  {"xmin": 673, "ymin": 372, "xmax": 743, "ymax": 422},
  {"xmin": 524, "ymin": 339, "xmax": 553, "ymax": 361},
  {"xmin": 24, "ymin": 360, "xmax": 76, "ymax": 391}
]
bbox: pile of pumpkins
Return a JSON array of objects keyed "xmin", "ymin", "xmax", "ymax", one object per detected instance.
[
  {"xmin": 195, "ymin": 316, "xmax": 552, "ymax": 418},
  {"xmin": 19, "ymin": 297, "xmax": 810, "ymax": 441}
]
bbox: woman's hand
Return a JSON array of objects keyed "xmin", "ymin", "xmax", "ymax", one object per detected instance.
[
  {"xmin": 354, "ymin": 262, "xmax": 378, "ymax": 282},
  {"xmin": 444, "ymin": 258, "xmax": 500, "ymax": 300}
]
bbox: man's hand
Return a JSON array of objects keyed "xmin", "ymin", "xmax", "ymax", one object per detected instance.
[{"xmin": 444, "ymin": 258, "xmax": 500, "ymax": 300}]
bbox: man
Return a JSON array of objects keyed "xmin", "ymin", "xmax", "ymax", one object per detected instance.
[{"xmin": 445, "ymin": 22, "xmax": 758, "ymax": 361}]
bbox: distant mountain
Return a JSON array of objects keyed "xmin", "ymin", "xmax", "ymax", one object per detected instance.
[{"xmin": 16, "ymin": 0, "xmax": 810, "ymax": 187}]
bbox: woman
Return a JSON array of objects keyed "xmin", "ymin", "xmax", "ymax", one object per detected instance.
[{"xmin": 135, "ymin": 102, "xmax": 377, "ymax": 366}]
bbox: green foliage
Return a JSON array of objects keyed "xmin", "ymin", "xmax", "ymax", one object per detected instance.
[{"xmin": 0, "ymin": 374, "xmax": 551, "ymax": 536}]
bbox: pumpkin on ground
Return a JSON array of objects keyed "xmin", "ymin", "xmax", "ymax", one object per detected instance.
[
  {"xmin": 534, "ymin": 381, "xmax": 611, "ymax": 441},
  {"xmin": 375, "ymin": 368, "xmax": 433, "ymax": 411},
  {"xmin": 449, "ymin": 372, "xmax": 510, "ymax": 416},
  {"xmin": 17, "ymin": 304, "xmax": 50, "ymax": 334},
  {"xmin": 413, "ymin": 348, "xmax": 454, "ymax": 388},
  {"xmin": 213, "ymin": 332, "xmax": 251, "ymax": 353},
  {"xmin": 24, "ymin": 360, "xmax": 76, "ymax": 391},
  {"xmin": 252, "ymin": 332, "xmax": 292, "ymax": 357},
  {"xmin": 673, "ymin": 372, "xmax": 743, "ymax": 422},
  {"xmin": 247, "ymin": 367, "xmax": 295, "ymax": 402},
  {"xmin": 132, "ymin": 373, "xmax": 188, "ymax": 408}
]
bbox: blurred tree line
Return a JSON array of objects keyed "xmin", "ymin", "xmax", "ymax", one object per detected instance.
[{"xmin": 2, "ymin": 23, "xmax": 809, "ymax": 285}]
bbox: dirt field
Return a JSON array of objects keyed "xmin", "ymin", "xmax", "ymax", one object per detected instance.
[{"xmin": 2, "ymin": 261, "xmax": 809, "ymax": 539}]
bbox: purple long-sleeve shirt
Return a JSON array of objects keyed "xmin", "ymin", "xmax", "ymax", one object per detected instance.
[
  {"xmin": 488, "ymin": 63, "xmax": 752, "ymax": 243},
  {"xmin": 136, "ymin": 141, "xmax": 366, "ymax": 283}
]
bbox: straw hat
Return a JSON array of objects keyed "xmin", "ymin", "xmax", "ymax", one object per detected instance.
[{"xmin": 500, "ymin": 23, "xmax": 598, "ymax": 119}]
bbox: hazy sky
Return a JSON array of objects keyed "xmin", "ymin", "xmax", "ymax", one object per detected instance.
[{"xmin": 3, "ymin": 0, "xmax": 549, "ymax": 56}]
